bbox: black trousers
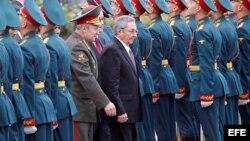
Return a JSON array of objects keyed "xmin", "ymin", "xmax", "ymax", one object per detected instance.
[{"xmin": 108, "ymin": 122, "xmax": 136, "ymax": 141}]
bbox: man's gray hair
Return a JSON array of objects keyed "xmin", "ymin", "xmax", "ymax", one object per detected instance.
[{"xmin": 113, "ymin": 15, "xmax": 135, "ymax": 35}]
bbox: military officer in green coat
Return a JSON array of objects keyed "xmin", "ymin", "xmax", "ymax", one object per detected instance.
[{"xmin": 66, "ymin": 6, "xmax": 116, "ymax": 141}]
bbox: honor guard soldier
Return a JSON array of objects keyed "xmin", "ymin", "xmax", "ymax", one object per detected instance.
[
  {"xmin": 86, "ymin": 0, "xmax": 115, "ymax": 44},
  {"xmin": 111, "ymin": 0, "xmax": 136, "ymax": 19},
  {"xmin": 130, "ymin": 0, "xmax": 155, "ymax": 141},
  {"xmin": 146, "ymin": 0, "xmax": 179, "ymax": 140},
  {"xmin": 39, "ymin": 0, "xmax": 78, "ymax": 141},
  {"xmin": 209, "ymin": 0, "xmax": 242, "ymax": 140},
  {"xmin": 166, "ymin": 0, "xmax": 199, "ymax": 140},
  {"xmin": 66, "ymin": 5, "xmax": 116, "ymax": 141},
  {"xmin": 1, "ymin": 0, "xmax": 30, "ymax": 141},
  {"xmin": 234, "ymin": 0, "xmax": 250, "ymax": 124},
  {"xmin": 188, "ymin": 0, "xmax": 230, "ymax": 141},
  {"xmin": 18, "ymin": 0, "xmax": 57, "ymax": 140},
  {"xmin": 210, "ymin": 0, "xmax": 243, "ymax": 126},
  {"xmin": 0, "ymin": 4, "xmax": 17, "ymax": 141}
]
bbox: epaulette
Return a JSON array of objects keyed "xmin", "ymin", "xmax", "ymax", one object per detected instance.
[
  {"xmin": 197, "ymin": 20, "xmax": 204, "ymax": 27},
  {"xmin": 20, "ymin": 35, "xmax": 29, "ymax": 45},
  {"xmin": 43, "ymin": 32, "xmax": 50, "ymax": 43},
  {"xmin": 214, "ymin": 19, "xmax": 220, "ymax": 27},
  {"xmin": 225, "ymin": 15, "xmax": 229, "ymax": 20},
  {"xmin": 169, "ymin": 18, "xmax": 175, "ymax": 26},
  {"xmin": 149, "ymin": 19, "xmax": 156, "ymax": 28},
  {"xmin": 44, "ymin": 37, "xmax": 49, "ymax": 44},
  {"xmin": 149, "ymin": 23, "xmax": 155, "ymax": 28},
  {"xmin": 184, "ymin": 16, "xmax": 190, "ymax": 22},
  {"xmin": 20, "ymin": 39, "xmax": 27, "ymax": 46},
  {"xmin": 237, "ymin": 18, "xmax": 244, "ymax": 28},
  {"xmin": 237, "ymin": 22, "xmax": 244, "ymax": 28},
  {"xmin": 197, "ymin": 24, "xmax": 204, "ymax": 31}
]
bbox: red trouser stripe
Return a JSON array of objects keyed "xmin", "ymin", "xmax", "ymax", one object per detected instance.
[{"xmin": 73, "ymin": 122, "xmax": 79, "ymax": 141}]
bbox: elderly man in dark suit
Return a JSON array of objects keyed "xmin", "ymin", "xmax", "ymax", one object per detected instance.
[
  {"xmin": 66, "ymin": 5, "xmax": 116, "ymax": 141},
  {"xmin": 101, "ymin": 15, "xmax": 141, "ymax": 141}
]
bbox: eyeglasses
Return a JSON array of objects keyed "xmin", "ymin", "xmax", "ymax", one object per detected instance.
[
  {"xmin": 121, "ymin": 28, "xmax": 138, "ymax": 34},
  {"xmin": 166, "ymin": 0, "xmax": 176, "ymax": 4},
  {"xmin": 231, "ymin": 0, "xmax": 240, "ymax": 2}
]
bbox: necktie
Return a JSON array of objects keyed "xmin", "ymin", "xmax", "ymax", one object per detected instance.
[
  {"xmin": 129, "ymin": 49, "xmax": 137, "ymax": 70},
  {"xmin": 95, "ymin": 38, "xmax": 102, "ymax": 54}
]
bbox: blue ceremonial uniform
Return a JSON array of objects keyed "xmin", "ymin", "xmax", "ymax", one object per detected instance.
[
  {"xmin": 237, "ymin": 15, "xmax": 250, "ymax": 125},
  {"xmin": 169, "ymin": 15, "xmax": 199, "ymax": 138},
  {"xmin": 41, "ymin": 0, "xmax": 77, "ymax": 140},
  {"xmin": 43, "ymin": 29, "xmax": 77, "ymax": 141},
  {"xmin": 148, "ymin": 15, "xmax": 178, "ymax": 141},
  {"xmin": 20, "ymin": 0, "xmax": 56, "ymax": 140},
  {"xmin": 215, "ymin": 16, "xmax": 243, "ymax": 125},
  {"xmin": 1, "ymin": 31, "xmax": 31, "ymax": 141},
  {"xmin": 0, "ymin": 41, "xmax": 16, "ymax": 141},
  {"xmin": 188, "ymin": 17, "xmax": 229, "ymax": 141},
  {"xmin": 131, "ymin": 18, "xmax": 155, "ymax": 141},
  {"xmin": 20, "ymin": 31, "xmax": 56, "ymax": 141},
  {"xmin": 1, "ymin": 0, "xmax": 30, "ymax": 140}
]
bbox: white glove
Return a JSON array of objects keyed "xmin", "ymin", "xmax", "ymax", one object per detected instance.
[
  {"xmin": 53, "ymin": 121, "xmax": 58, "ymax": 130},
  {"xmin": 24, "ymin": 126, "xmax": 37, "ymax": 134},
  {"xmin": 239, "ymin": 99, "xmax": 249, "ymax": 106},
  {"xmin": 224, "ymin": 96, "xmax": 227, "ymax": 106},
  {"xmin": 239, "ymin": 93, "xmax": 250, "ymax": 106},
  {"xmin": 200, "ymin": 101, "xmax": 213, "ymax": 108},
  {"xmin": 152, "ymin": 91, "xmax": 160, "ymax": 103},
  {"xmin": 175, "ymin": 93, "xmax": 185, "ymax": 99},
  {"xmin": 23, "ymin": 118, "xmax": 37, "ymax": 134},
  {"xmin": 153, "ymin": 97, "xmax": 159, "ymax": 103}
]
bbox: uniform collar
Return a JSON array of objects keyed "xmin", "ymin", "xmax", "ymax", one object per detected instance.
[
  {"xmin": 214, "ymin": 16, "xmax": 226, "ymax": 26},
  {"xmin": 135, "ymin": 17, "xmax": 143, "ymax": 25},
  {"xmin": 169, "ymin": 15, "xmax": 181, "ymax": 24},
  {"xmin": 238, "ymin": 15, "xmax": 250, "ymax": 26},
  {"xmin": 2, "ymin": 31, "xmax": 11, "ymax": 37},
  {"xmin": 42, "ymin": 29, "xmax": 55, "ymax": 39},
  {"xmin": 72, "ymin": 31, "xmax": 85, "ymax": 42},
  {"xmin": 135, "ymin": 17, "xmax": 140, "ymax": 22},
  {"xmin": 184, "ymin": 15, "xmax": 195, "ymax": 22},
  {"xmin": 149, "ymin": 16, "xmax": 162, "ymax": 26},
  {"xmin": 197, "ymin": 16, "xmax": 209, "ymax": 27},
  {"xmin": 22, "ymin": 31, "xmax": 36, "ymax": 40}
]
